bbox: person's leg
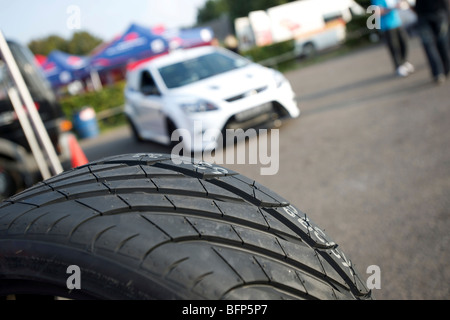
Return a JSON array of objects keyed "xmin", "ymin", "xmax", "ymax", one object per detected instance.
[
  {"xmin": 397, "ymin": 26, "xmax": 414, "ymax": 73},
  {"xmin": 385, "ymin": 29, "xmax": 402, "ymax": 70},
  {"xmin": 397, "ymin": 27, "xmax": 409, "ymax": 66},
  {"xmin": 417, "ymin": 16, "xmax": 446, "ymax": 79},
  {"xmin": 434, "ymin": 12, "xmax": 450, "ymax": 76}
]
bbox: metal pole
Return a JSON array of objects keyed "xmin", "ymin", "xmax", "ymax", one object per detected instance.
[
  {"xmin": 0, "ymin": 30, "xmax": 63, "ymax": 176},
  {"xmin": 7, "ymin": 88, "xmax": 52, "ymax": 180}
]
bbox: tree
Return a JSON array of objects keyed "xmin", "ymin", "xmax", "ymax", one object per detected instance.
[
  {"xmin": 197, "ymin": 0, "xmax": 228, "ymax": 24},
  {"xmin": 354, "ymin": 0, "xmax": 371, "ymax": 9},
  {"xmin": 27, "ymin": 31, "xmax": 103, "ymax": 56},
  {"xmin": 28, "ymin": 35, "xmax": 69, "ymax": 56},
  {"xmin": 196, "ymin": 0, "xmax": 296, "ymax": 27},
  {"xmin": 67, "ymin": 31, "xmax": 103, "ymax": 56},
  {"xmin": 226, "ymin": 0, "xmax": 294, "ymax": 22}
]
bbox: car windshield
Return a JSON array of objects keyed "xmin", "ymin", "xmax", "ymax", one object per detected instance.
[{"xmin": 158, "ymin": 51, "xmax": 250, "ymax": 89}]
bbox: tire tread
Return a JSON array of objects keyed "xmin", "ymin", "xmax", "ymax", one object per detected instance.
[{"xmin": 0, "ymin": 153, "xmax": 371, "ymax": 300}]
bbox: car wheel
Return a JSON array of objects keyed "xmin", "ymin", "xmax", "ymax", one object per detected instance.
[
  {"xmin": 166, "ymin": 118, "xmax": 178, "ymax": 148},
  {"xmin": 127, "ymin": 116, "xmax": 144, "ymax": 142},
  {"xmin": 302, "ymin": 42, "xmax": 316, "ymax": 59},
  {"xmin": 0, "ymin": 154, "xmax": 372, "ymax": 300},
  {"xmin": 0, "ymin": 159, "xmax": 23, "ymax": 201}
]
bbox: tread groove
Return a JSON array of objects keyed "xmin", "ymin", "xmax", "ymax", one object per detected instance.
[
  {"xmin": 90, "ymin": 225, "xmax": 116, "ymax": 252},
  {"xmin": 114, "ymin": 233, "xmax": 140, "ymax": 253},
  {"xmin": 24, "ymin": 212, "xmax": 51, "ymax": 234},
  {"xmin": 68, "ymin": 215, "xmax": 101, "ymax": 239},
  {"xmin": 139, "ymin": 214, "xmax": 173, "ymax": 240},
  {"xmin": 191, "ymin": 271, "xmax": 214, "ymax": 291},
  {"xmin": 45, "ymin": 214, "xmax": 70, "ymax": 234},
  {"xmin": 212, "ymin": 247, "xmax": 244, "ymax": 283},
  {"xmin": 74, "ymin": 199, "xmax": 102, "ymax": 214},
  {"xmin": 184, "ymin": 217, "xmax": 201, "ymax": 237},
  {"xmin": 164, "ymin": 257, "xmax": 189, "ymax": 278}
]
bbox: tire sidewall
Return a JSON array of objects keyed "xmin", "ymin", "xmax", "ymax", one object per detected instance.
[{"xmin": 0, "ymin": 239, "xmax": 186, "ymax": 300}]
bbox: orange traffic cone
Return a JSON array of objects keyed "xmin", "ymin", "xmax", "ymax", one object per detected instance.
[{"xmin": 68, "ymin": 134, "xmax": 88, "ymax": 168}]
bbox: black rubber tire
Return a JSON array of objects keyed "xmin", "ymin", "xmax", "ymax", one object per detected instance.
[
  {"xmin": 0, "ymin": 159, "xmax": 24, "ymax": 201},
  {"xmin": 166, "ymin": 118, "xmax": 179, "ymax": 149},
  {"xmin": 302, "ymin": 42, "xmax": 316, "ymax": 59},
  {"xmin": 0, "ymin": 153, "xmax": 372, "ymax": 300}
]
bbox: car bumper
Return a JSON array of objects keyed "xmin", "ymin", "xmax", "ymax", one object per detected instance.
[{"xmin": 173, "ymin": 81, "xmax": 300, "ymax": 152}]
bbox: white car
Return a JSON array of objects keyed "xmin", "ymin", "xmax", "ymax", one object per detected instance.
[{"xmin": 124, "ymin": 46, "xmax": 300, "ymax": 152}]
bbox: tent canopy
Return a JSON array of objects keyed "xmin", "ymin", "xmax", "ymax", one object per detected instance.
[
  {"xmin": 39, "ymin": 23, "xmax": 216, "ymax": 88},
  {"xmin": 41, "ymin": 50, "xmax": 89, "ymax": 87},
  {"xmin": 90, "ymin": 23, "xmax": 169, "ymax": 71}
]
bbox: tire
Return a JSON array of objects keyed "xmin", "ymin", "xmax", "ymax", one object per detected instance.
[
  {"xmin": 0, "ymin": 153, "xmax": 372, "ymax": 300},
  {"xmin": 0, "ymin": 159, "xmax": 24, "ymax": 201},
  {"xmin": 302, "ymin": 42, "xmax": 316, "ymax": 59},
  {"xmin": 127, "ymin": 116, "xmax": 144, "ymax": 142},
  {"xmin": 166, "ymin": 118, "xmax": 178, "ymax": 149}
]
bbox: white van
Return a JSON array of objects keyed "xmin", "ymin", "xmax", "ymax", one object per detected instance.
[{"xmin": 235, "ymin": 0, "xmax": 365, "ymax": 57}]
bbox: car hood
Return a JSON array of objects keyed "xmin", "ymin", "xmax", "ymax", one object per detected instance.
[{"xmin": 167, "ymin": 63, "xmax": 275, "ymax": 102}]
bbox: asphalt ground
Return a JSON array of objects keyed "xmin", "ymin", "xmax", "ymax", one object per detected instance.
[{"xmin": 81, "ymin": 38, "xmax": 450, "ymax": 300}]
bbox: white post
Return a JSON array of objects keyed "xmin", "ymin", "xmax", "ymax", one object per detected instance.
[
  {"xmin": 0, "ymin": 30, "xmax": 63, "ymax": 177},
  {"xmin": 7, "ymin": 88, "xmax": 52, "ymax": 179},
  {"xmin": 90, "ymin": 69, "xmax": 102, "ymax": 91}
]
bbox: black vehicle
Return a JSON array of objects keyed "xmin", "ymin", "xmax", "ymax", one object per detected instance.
[{"xmin": 0, "ymin": 40, "xmax": 86, "ymax": 200}]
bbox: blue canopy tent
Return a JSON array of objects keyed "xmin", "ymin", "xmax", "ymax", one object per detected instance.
[
  {"xmin": 41, "ymin": 51, "xmax": 90, "ymax": 88},
  {"xmin": 90, "ymin": 23, "xmax": 169, "ymax": 72}
]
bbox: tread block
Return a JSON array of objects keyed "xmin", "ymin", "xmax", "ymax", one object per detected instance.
[
  {"xmin": 214, "ymin": 201, "xmax": 269, "ymax": 228},
  {"xmin": 141, "ymin": 242, "xmax": 244, "ymax": 299},
  {"xmin": 141, "ymin": 214, "xmax": 199, "ymax": 239}
]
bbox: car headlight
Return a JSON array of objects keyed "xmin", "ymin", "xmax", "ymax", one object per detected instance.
[
  {"xmin": 273, "ymin": 70, "xmax": 286, "ymax": 88},
  {"xmin": 180, "ymin": 100, "xmax": 218, "ymax": 113}
]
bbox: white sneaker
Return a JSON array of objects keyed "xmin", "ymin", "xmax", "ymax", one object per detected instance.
[
  {"xmin": 402, "ymin": 62, "xmax": 415, "ymax": 74},
  {"xmin": 435, "ymin": 74, "xmax": 446, "ymax": 85},
  {"xmin": 396, "ymin": 65, "xmax": 409, "ymax": 77}
]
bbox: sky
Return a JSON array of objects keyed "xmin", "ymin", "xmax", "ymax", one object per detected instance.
[{"xmin": 0, "ymin": 0, "xmax": 208, "ymax": 45}]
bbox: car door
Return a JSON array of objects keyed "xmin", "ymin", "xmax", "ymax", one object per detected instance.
[{"xmin": 134, "ymin": 69, "xmax": 168, "ymax": 144}]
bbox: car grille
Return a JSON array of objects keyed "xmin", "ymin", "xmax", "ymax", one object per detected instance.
[{"xmin": 225, "ymin": 86, "xmax": 268, "ymax": 103}]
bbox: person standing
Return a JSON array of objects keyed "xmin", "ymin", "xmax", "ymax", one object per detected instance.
[
  {"xmin": 371, "ymin": 0, "xmax": 414, "ymax": 77},
  {"xmin": 414, "ymin": 0, "xmax": 450, "ymax": 84}
]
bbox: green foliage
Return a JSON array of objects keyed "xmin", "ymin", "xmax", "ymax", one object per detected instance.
[
  {"xmin": 240, "ymin": 39, "xmax": 295, "ymax": 62},
  {"xmin": 197, "ymin": 0, "xmax": 229, "ymax": 24},
  {"xmin": 59, "ymin": 81, "xmax": 126, "ymax": 131},
  {"xmin": 354, "ymin": 0, "xmax": 372, "ymax": 9},
  {"xmin": 196, "ymin": 0, "xmax": 297, "ymax": 25},
  {"xmin": 66, "ymin": 31, "xmax": 103, "ymax": 56},
  {"xmin": 28, "ymin": 35, "xmax": 69, "ymax": 56},
  {"xmin": 27, "ymin": 31, "xmax": 103, "ymax": 56},
  {"xmin": 225, "ymin": 0, "xmax": 295, "ymax": 23}
]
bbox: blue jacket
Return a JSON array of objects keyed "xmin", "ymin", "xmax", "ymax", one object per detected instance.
[{"xmin": 371, "ymin": 0, "xmax": 403, "ymax": 30}]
